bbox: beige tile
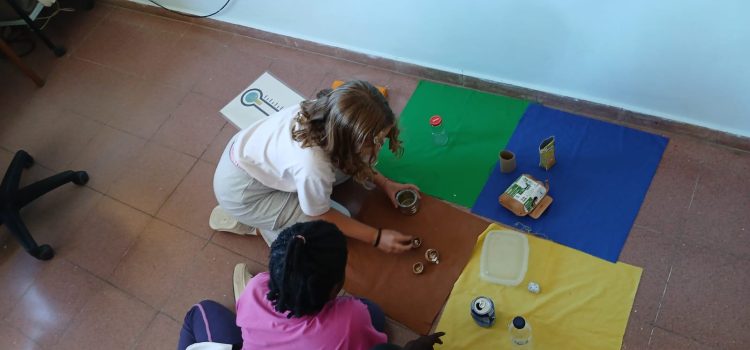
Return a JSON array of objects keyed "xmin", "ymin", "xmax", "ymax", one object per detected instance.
[
  {"xmin": 0, "ymin": 99, "xmax": 59, "ymax": 151},
  {"xmin": 107, "ymin": 79, "xmax": 188, "ymax": 139},
  {"xmin": 20, "ymin": 185, "xmax": 103, "ymax": 250},
  {"xmin": 0, "ymin": 57, "xmax": 49, "ymax": 115},
  {"xmin": 0, "ymin": 245, "xmax": 46, "ymax": 319},
  {"xmin": 142, "ymin": 52, "xmax": 208, "ymax": 92},
  {"xmin": 267, "ymin": 59, "xmax": 327, "ymax": 98},
  {"xmin": 161, "ymin": 243, "xmax": 265, "ymax": 320},
  {"xmin": 656, "ymin": 244, "xmax": 750, "ymax": 348},
  {"xmin": 75, "ymin": 10, "xmax": 187, "ymax": 78},
  {"xmin": 34, "ymin": 58, "xmax": 140, "ymax": 124},
  {"xmin": 68, "ymin": 125, "xmax": 148, "ymax": 193},
  {"xmin": 619, "ymin": 226, "xmax": 676, "ymax": 322},
  {"xmin": 148, "ymin": 24, "xmax": 235, "ymax": 91},
  {"xmin": 0, "ymin": 108, "xmax": 103, "ymax": 171},
  {"xmin": 152, "ymin": 93, "xmax": 226, "ymax": 157},
  {"xmin": 268, "ymin": 44, "xmax": 341, "ymax": 72},
  {"xmin": 157, "ymin": 160, "xmax": 217, "ymax": 239},
  {"xmin": 109, "ymin": 219, "xmax": 206, "ymax": 308},
  {"xmin": 62, "ymin": 196, "xmax": 151, "ymax": 279},
  {"xmin": 106, "ymin": 6, "xmax": 190, "ymax": 35},
  {"xmin": 191, "ymin": 46, "xmax": 273, "ymax": 102},
  {"xmin": 211, "ymin": 232, "xmax": 270, "ymax": 267},
  {"xmin": 633, "ymin": 136, "xmax": 707, "ymax": 236},
  {"xmin": 174, "ymin": 25, "xmax": 234, "ymax": 60},
  {"xmin": 228, "ymin": 34, "xmax": 296, "ymax": 63},
  {"xmin": 200, "ymin": 123, "xmax": 238, "ymax": 165},
  {"xmin": 648, "ymin": 327, "xmax": 710, "ymax": 349},
  {"xmin": 680, "ymin": 148, "xmax": 750, "ymax": 257},
  {"xmin": 56, "ymin": 284, "xmax": 156, "ymax": 350},
  {"xmin": 107, "ymin": 142, "xmax": 196, "ymax": 215},
  {"xmin": 0, "ymin": 321, "xmax": 42, "ymax": 350},
  {"xmin": 6, "ymin": 259, "xmax": 103, "ymax": 348},
  {"xmin": 621, "ymin": 313, "xmax": 654, "ymax": 350},
  {"xmin": 134, "ymin": 313, "xmax": 181, "ymax": 350}
]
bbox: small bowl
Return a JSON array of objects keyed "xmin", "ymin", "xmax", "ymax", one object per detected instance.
[
  {"xmin": 412, "ymin": 262, "xmax": 425, "ymax": 274},
  {"xmin": 425, "ymin": 249, "xmax": 440, "ymax": 264},
  {"xmin": 412, "ymin": 237, "xmax": 422, "ymax": 249}
]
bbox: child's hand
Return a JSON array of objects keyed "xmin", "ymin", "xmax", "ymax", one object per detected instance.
[
  {"xmin": 378, "ymin": 229, "xmax": 413, "ymax": 253},
  {"xmin": 384, "ymin": 180, "xmax": 420, "ymax": 208},
  {"xmin": 403, "ymin": 332, "xmax": 445, "ymax": 350}
]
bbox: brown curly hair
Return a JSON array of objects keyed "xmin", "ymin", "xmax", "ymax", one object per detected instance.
[{"xmin": 291, "ymin": 80, "xmax": 401, "ymax": 183}]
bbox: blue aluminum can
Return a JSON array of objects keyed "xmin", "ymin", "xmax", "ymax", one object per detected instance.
[{"xmin": 470, "ymin": 296, "xmax": 496, "ymax": 328}]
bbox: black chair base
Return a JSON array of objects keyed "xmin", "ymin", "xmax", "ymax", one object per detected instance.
[
  {"xmin": 4, "ymin": 0, "xmax": 96, "ymax": 57},
  {"xmin": 0, "ymin": 150, "xmax": 89, "ymax": 260}
]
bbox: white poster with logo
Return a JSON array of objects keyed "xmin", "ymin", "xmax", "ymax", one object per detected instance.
[{"xmin": 220, "ymin": 72, "xmax": 305, "ymax": 130}]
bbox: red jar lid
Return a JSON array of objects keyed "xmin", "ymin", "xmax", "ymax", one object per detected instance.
[{"xmin": 429, "ymin": 115, "xmax": 442, "ymax": 126}]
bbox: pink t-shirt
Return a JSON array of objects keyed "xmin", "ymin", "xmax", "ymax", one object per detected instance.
[{"xmin": 236, "ymin": 272, "xmax": 387, "ymax": 350}]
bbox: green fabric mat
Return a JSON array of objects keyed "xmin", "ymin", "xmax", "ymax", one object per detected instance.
[{"xmin": 376, "ymin": 81, "xmax": 529, "ymax": 207}]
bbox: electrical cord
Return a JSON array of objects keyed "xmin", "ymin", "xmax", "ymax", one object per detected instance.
[
  {"xmin": 37, "ymin": 3, "xmax": 76, "ymax": 30},
  {"xmin": 147, "ymin": 0, "xmax": 232, "ymax": 18}
]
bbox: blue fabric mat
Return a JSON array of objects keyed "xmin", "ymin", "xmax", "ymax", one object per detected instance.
[{"xmin": 471, "ymin": 104, "xmax": 668, "ymax": 262}]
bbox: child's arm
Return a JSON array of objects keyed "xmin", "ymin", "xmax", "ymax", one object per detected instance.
[{"xmin": 314, "ymin": 209, "xmax": 413, "ymax": 253}]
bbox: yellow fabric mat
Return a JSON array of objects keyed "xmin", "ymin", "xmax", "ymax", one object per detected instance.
[{"xmin": 436, "ymin": 224, "xmax": 642, "ymax": 349}]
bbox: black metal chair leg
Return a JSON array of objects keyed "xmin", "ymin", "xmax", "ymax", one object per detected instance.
[
  {"xmin": 4, "ymin": 0, "xmax": 67, "ymax": 57},
  {"xmin": 16, "ymin": 170, "xmax": 89, "ymax": 208},
  {"xmin": 3, "ymin": 212, "xmax": 54, "ymax": 260},
  {"xmin": 0, "ymin": 150, "xmax": 33, "ymax": 194}
]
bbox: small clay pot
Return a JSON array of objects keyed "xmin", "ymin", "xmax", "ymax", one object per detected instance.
[
  {"xmin": 412, "ymin": 262, "xmax": 425, "ymax": 274},
  {"xmin": 411, "ymin": 237, "xmax": 422, "ymax": 249},
  {"xmin": 425, "ymin": 249, "xmax": 440, "ymax": 264}
]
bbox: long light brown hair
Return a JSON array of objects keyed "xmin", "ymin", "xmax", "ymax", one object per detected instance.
[{"xmin": 291, "ymin": 80, "xmax": 401, "ymax": 183}]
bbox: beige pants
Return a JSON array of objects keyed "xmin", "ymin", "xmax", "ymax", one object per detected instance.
[{"xmin": 213, "ymin": 137, "xmax": 350, "ymax": 245}]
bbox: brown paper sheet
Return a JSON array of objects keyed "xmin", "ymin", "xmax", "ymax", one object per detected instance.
[{"xmin": 332, "ymin": 181, "xmax": 490, "ymax": 334}]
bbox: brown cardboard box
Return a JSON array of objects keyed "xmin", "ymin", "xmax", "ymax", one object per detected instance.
[{"xmin": 499, "ymin": 174, "xmax": 553, "ymax": 219}]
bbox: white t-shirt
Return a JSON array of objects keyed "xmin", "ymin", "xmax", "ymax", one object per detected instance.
[{"xmin": 230, "ymin": 105, "xmax": 334, "ymax": 216}]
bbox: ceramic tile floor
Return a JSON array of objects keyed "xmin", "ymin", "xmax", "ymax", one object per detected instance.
[{"xmin": 1, "ymin": 3, "xmax": 748, "ymax": 349}]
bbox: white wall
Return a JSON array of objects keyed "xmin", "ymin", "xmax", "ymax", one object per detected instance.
[{"xmin": 135, "ymin": 0, "xmax": 750, "ymax": 137}]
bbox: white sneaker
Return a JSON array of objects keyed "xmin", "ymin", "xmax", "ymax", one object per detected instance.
[
  {"xmin": 233, "ymin": 263, "xmax": 253, "ymax": 302},
  {"xmin": 209, "ymin": 206, "xmax": 256, "ymax": 235}
]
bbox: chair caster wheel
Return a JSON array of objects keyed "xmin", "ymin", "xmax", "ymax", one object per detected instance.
[
  {"xmin": 18, "ymin": 150, "xmax": 34, "ymax": 168},
  {"xmin": 32, "ymin": 245, "xmax": 55, "ymax": 260},
  {"xmin": 73, "ymin": 171, "xmax": 89, "ymax": 185},
  {"xmin": 53, "ymin": 47, "xmax": 67, "ymax": 57}
]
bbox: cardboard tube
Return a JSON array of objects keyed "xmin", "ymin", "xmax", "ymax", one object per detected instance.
[{"xmin": 499, "ymin": 150, "xmax": 516, "ymax": 173}]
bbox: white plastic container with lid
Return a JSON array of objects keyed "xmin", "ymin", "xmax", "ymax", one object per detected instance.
[{"xmin": 479, "ymin": 230, "xmax": 529, "ymax": 286}]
